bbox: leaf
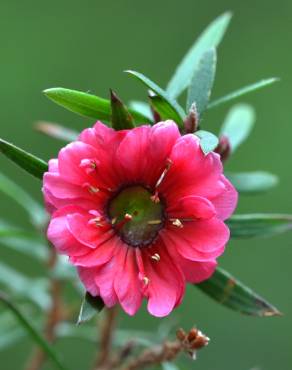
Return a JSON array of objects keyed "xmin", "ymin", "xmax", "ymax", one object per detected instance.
[
  {"xmin": 125, "ymin": 70, "xmax": 185, "ymax": 126},
  {"xmin": 0, "ymin": 262, "xmax": 50, "ymax": 309},
  {"xmin": 219, "ymin": 104, "xmax": 255, "ymax": 152},
  {"xmin": 208, "ymin": 78, "xmax": 279, "ymax": 109},
  {"xmin": 0, "ymin": 312, "xmax": 26, "ymax": 351},
  {"xmin": 0, "ymin": 292, "xmax": 68, "ymax": 370},
  {"xmin": 44, "ymin": 88, "xmax": 150, "ymax": 124},
  {"xmin": 197, "ymin": 267, "xmax": 281, "ymax": 316},
  {"xmin": 0, "ymin": 172, "xmax": 47, "ymax": 227},
  {"xmin": 167, "ymin": 12, "xmax": 232, "ymax": 98},
  {"xmin": 77, "ymin": 292, "xmax": 104, "ymax": 325},
  {"xmin": 35, "ymin": 121, "xmax": 79, "ymax": 142},
  {"xmin": 110, "ymin": 90, "xmax": 135, "ymax": 129},
  {"xmin": 186, "ymin": 48, "xmax": 217, "ymax": 115},
  {"xmin": 149, "ymin": 95, "xmax": 182, "ymax": 122},
  {"xmin": 195, "ymin": 130, "xmax": 219, "ymax": 154},
  {"xmin": 0, "ymin": 221, "xmax": 36, "ymax": 238},
  {"xmin": 128, "ymin": 101, "xmax": 153, "ymax": 121},
  {"xmin": 227, "ymin": 171, "xmax": 279, "ymax": 194},
  {"xmin": 227, "ymin": 214, "xmax": 292, "ymax": 238},
  {"xmin": 0, "ymin": 139, "xmax": 48, "ymax": 180}
]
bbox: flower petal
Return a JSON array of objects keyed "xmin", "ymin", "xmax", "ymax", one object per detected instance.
[
  {"xmin": 114, "ymin": 248, "xmax": 143, "ymax": 316},
  {"xmin": 77, "ymin": 267, "xmax": 100, "ymax": 296},
  {"xmin": 211, "ymin": 176, "xmax": 238, "ymax": 220},
  {"xmin": 167, "ymin": 195, "xmax": 216, "ymax": 220}
]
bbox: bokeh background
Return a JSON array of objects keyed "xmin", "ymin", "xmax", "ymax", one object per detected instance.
[{"xmin": 0, "ymin": 0, "xmax": 291, "ymax": 369}]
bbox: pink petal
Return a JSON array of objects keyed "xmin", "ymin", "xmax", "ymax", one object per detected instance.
[
  {"xmin": 161, "ymin": 218, "xmax": 229, "ymax": 261},
  {"xmin": 141, "ymin": 243, "xmax": 185, "ymax": 317},
  {"xmin": 58, "ymin": 141, "xmax": 99, "ymax": 185},
  {"xmin": 114, "ymin": 248, "xmax": 143, "ymax": 315},
  {"xmin": 211, "ymin": 175, "xmax": 238, "ymax": 220},
  {"xmin": 167, "ymin": 195, "xmax": 216, "ymax": 220},
  {"xmin": 77, "ymin": 267, "xmax": 100, "ymax": 296}
]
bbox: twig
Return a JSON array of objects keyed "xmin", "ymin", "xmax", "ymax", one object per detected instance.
[
  {"xmin": 94, "ymin": 307, "xmax": 118, "ymax": 369},
  {"xmin": 122, "ymin": 328, "xmax": 209, "ymax": 370},
  {"xmin": 25, "ymin": 246, "xmax": 62, "ymax": 370}
]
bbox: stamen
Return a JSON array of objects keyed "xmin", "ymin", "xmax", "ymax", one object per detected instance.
[
  {"xmin": 88, "ymin": 186, "xmax": 99, "ymax": 194},
  {"xmin": 155, "ymin": 159, "xmax": 172, "ymax": 188},
  {"xmin": 147, "ymin": 220, "xmax": 162, "ymax": 225},
  {"xmin": 151, "ymin": 253, "xmax": 160, "ymax": 262},
  {"xmin": 171, "ymin": 218, "xmax": 183, "ymax": 228},
  {"xmin": 80, "ymin": 158, "xmax": 98, "ymax": 174},
  {"xmin": 111, "ymin": 217, "xmax": 117, "ymax": 225},
  {"xmin": 115, "ymin": 213, "xmax": 133, "ymax": 230},
  {"xmin": 150, "ymin": 190, "xmax": 160, "ymax": 203},
  {"xmin": 142, "ymin": 276, "xmax": 150, "ymax": 285}
]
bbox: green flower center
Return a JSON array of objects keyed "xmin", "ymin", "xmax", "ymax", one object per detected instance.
[{"xmin": 108, "ymin": 185, "xmax": 164, "ymax": 247}]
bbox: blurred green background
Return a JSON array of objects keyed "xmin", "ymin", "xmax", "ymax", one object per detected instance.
[{"xmin": 0, "ymin": 0, "xmax": 291, "ymax": 369}]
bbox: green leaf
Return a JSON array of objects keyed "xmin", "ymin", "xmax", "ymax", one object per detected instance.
[
  {"xmin": 186, "ymin": 48, "xmax": 217, "ymax": 115},
  {"xmin": 0, "ymin": 312, "xmax": 26, "ymax": 351},
  {"xmin": 35, "ymin": 121, "xmax": 79, "ymax": 142},
  {"xmin": 125, "ymin": 70, "xmax": 185, "ymax": 126},
  {"xmin": 149, "ymin": 95, "xmax": 182, "ymax": 122},
  {"xmin": 197, "ymin": 267, "xmax": 281, "ymax": 316},
  {"xmin": 0, "ymin": 139, "xmax": 48, "ymax": 180},
  {"xmin": 167, "ymin": 12, "xmax": 232, "ymax": 98},
  {"xmin": 0, "ymin": 172, "xmax": 47, "ymax": 227},
  {"xmin": 0, "ymin": 292, "xmax": 68, "ymax": 370},
  {"xmin": 0, "ymin": 262, "xmax": 50, "ymax": 309},
  {"xmin": 44, "ymin": 88, "xmax": 150, "ymax": 124},
  {"xmin": 208, "ymin": 78, "xmax": 279, "ymax": 109},
  {"xmin": 128, "ymin": 101, "xmax": 153, "ymax": 121},
  {"xmin": 219, "ymin": 104, "xmax": 255, "ymax": 152},
  {"xmin": 77, "ymin": 292, "xmax": 104, "ymax": 325},
  {"xmin": 195, "ymin": 130, "xmax": 219, "ymax": 154},
  {"xmin": 227, "ymin": 171, "xmax": 279, "ymax": 194},
  {"xmin": 110, "ymin": 90, "xmax": 135, "ymax": 129},
  {"xmin": 0, "ymin": 221, "xmax": 36, "ymax": 238},
  {"xmin": 227, "ymin": 214, "xmax": 292, "ymax": 239}
]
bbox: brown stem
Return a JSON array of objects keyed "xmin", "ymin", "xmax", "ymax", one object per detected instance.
[
  {"xmin": 122, "ymin": 328, "xmax": 210, "ymax": 370},
  {"xmin": 25, "ymin": 247, "xmax": 62, "ymax": 370},
  {"xmin": 94, "ymin": 307, "xmax": 118, "ymax": 370}
]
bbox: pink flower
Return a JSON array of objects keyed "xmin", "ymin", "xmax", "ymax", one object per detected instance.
[{"xmin": 43, "ymin": 121, "xmax": 237, "ymax": 317}]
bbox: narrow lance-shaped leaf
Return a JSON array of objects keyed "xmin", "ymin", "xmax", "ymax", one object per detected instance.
[
  {"xmin": 77, "ymin": 292, "xmax": 104, "ymax": 325},
  {"xmin": 125, "ymin": 70, "xmax": 185, "ymax": 127},
  {"xmin": 0, "ymin": 172, "xmax": 47, "ymax": 227},
  {"xmin": 227, "ymin": 214, "xmax": 292, "ymax": 239},
  {"xmin": 186, "ymin": 48, "xmax": 217, "ymax": 115},
  {"xmin": 110, "ymin": 90, "xmax": 135, "ymax": 129},
  {"xmin": 167, "ymin": 12, "xmax": 232, "ymax": 98},
  {"xmin": 219, "ymin": 104, "xmax": 255, "ymax": 152},
  {"xmin": 227, "ymin": 171, "xmax": 279, "ymax": 194},
  {"xmin": 196, "ymin": 267, "xmax": 281, "ymax": 317},
  {"xmin": 195, "ymin": 130, "xmax": 219, "ymax": 155},
  {"xmin": 0, "ymin": 139, "xmax": 48, "ymax": 180},
  {"xmin": 148, "ymin": 95, "xmax": 180, "ymax": 122},
  {"xmin": 43, "ymin": 88, "xmax": 151, "ymax": 124},
  {"xmin": 208, "ymin": 78, "xmax": 279, "ymax": 109},
  {"xmin": 0, "ymin": 292, "xmax": 68, "ymax": 370},
  {"xmin": 35, "ymin": 121, "xmax": 79, "ymax": 142}
]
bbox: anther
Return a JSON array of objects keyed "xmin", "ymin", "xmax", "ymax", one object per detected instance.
[
  {"xmin": 147, "ymin": 220, "xmax": 162, "ymax": 225},
  {"xmin": 115, "ymin": 213, "xmax": 133, "ymax": 230},
  {"xmin": 150, "ymin": 191, "xmax": 160, "ymax": 203},
  {"xmin": 80, "ymin": 159, "xmax": 98, "ymax": 174},
  {"xmin": 142, "ymin": 276, "xmax": 150, "ymax": 285},
  {"xmin": 151, "ymin": 253, "xmax": 160, "ymax": 262},
  {"xmin": 87, "ymin": 185, "xmax": 99, "ymax": 194},
  {"xmin": 172, "ymin": 218, "xmax": 183, "ymax": 228}
]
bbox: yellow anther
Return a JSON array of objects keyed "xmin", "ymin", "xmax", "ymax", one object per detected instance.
[
  {"xmin": 124, "ymin": 213, "xmax": 133, "ymax": 220},
  {"xmin": 151, "ymin": 253, "xmax": 160, "ymax": 262},
  {"xmin": 111, "ymin": 217, "xmax": 117, "ymax": 225},
  {"xmin": 147, "ymin": 220, "xmax": 162, "ymax": 225},
  {"xmin": 143, "ymin": 277, "xmax": 150, "ymax": 285}
]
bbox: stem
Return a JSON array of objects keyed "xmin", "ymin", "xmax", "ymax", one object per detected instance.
[
  {"xmin": 94, "ymin": 307, "xmax": 117, "ymax": 370},
  {"xmin": 25, "ymin": 246, "xmax": 62, "ymax": 370}
]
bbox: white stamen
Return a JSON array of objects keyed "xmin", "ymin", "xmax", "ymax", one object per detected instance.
[{"xmin": 142, "ymin": 277, "xmax": 150, "ymax": 285}]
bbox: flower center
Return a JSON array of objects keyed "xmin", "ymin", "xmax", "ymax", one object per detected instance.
[{"xmin": 108, "ymin": 185, "xmax": 164, "ymax": 247}]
